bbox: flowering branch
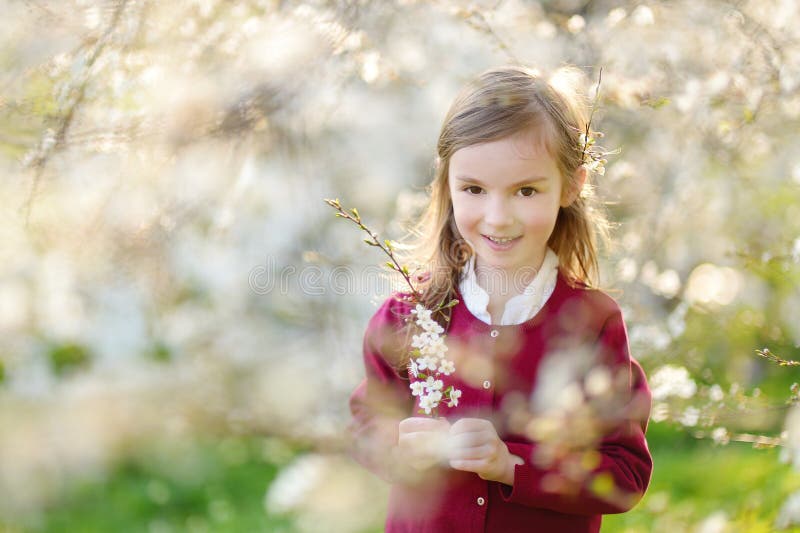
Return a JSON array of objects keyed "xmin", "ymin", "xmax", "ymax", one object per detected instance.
[
  {"xmin": 757, "ymin": 348, "xmax": 800, "ymax": 367},
  {"xmin": 581, "ymin": 67, "xmax": 602, "ymax": 166},
  {"xmin": 324, "ymin": 197, "xmax": 461, "ymax": 417},
  {"xmin": 688, "ymin": 428, "xmax": 783, "ymax": 448},
  {"xmin": 648, "ymin": 363, "xmax": 798, "ymax": 450},
  {"xmin": 579, "ymin": 67, "xmax": 619, "ymax": 177},
  {"xmin": 324, "ymin": 198, "xmax": 422, "ymax": 301},
  {"xmin": 23, "ymin": 0, "xmax": 131, "ymax": 224}
]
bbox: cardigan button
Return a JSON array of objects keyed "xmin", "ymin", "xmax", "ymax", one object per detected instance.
[
  {"xmin": 482, "ymin": 380, "xmax": 491, "ymax": 389},
  {"xmin": 476, "ymin": 496, "xmax": 485, "ymax": 506},
  {"xmin": 490, "ymin": 329, "xmax": 499, "ymax": 338}
]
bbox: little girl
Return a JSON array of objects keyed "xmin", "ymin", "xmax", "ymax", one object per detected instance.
[{"xmin": 348, "ymin": 65, "xmax": 652, "ymax": 533}]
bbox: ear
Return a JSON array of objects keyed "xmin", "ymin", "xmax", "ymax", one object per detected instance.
[{"xmin": 560, "ymin": 165, "xmax": 587, "ymax": 207}]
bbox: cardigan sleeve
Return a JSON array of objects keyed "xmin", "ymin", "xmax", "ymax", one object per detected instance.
[
  {"xmin": 498, "ymin": 310, "xmax": 653, "ymax": 514},
  {"xmin": 347, "ymin": 296, "xmax": 415, "ymax": 483}
]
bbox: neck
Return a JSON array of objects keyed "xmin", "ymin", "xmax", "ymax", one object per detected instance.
[{"xmin": 474, "ymin": 257, "xmax": 545, "ymax": 298}]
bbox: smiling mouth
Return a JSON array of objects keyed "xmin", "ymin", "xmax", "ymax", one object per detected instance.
[{"xmin": 482, "ymin": 235, "xmax": 521, "ymax": 245}]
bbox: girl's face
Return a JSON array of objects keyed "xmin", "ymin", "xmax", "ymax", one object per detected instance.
[{"xmin": 448, "ymin": 129, "xmax": 570, "ymax": 279}]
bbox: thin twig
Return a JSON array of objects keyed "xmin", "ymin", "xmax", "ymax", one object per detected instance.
[
  {"xmin": 324, "ymin": 198, "xmax": 422, "ymax": 301},
  {"xmin": 463, "ymin": 8, "xmax": 519, "ymax": 64},
  {"xmin": 581, "ymin": 67, "xmax": 603, "ymax": 164},
  {"xmin": 22, "ymin": 0, "xmax": 130, "ymax": 224},
  {"xmin": 691, "ymin": 429, "xmax": 783, "ymax": 448},
  {"xmin": 757, "ymin": 348, "xmax": 800, "ymax": 367},
  {"xmin": 729, "ymin": 432, "xmax": 783, "ymax": 448}
]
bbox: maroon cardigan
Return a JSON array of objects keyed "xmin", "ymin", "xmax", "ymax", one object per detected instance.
[{"xmin": 348, "ymin": 272, "xmax": 652, "ymax": 533}]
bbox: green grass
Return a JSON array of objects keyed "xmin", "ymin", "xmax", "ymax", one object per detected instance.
[
  {"xmin": 3, "ymin": 428, "xmax": 800, "ymax": 532},
  {"xmin": 4, "ymin": 437, "xmax": 296, "ymax": 533},
  {"xmin": 604, "ymin": 425, "xmax": 800, "ymax": 532}
]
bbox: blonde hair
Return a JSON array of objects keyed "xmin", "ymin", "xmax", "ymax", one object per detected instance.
[{"xmin": 399, "ymin": 65, "xmax": 611, "ymax": 327}]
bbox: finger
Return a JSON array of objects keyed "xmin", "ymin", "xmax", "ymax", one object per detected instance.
[
  {"xmin": 448, "ymin": 443, "xmax": 493, "ymax": 461},
  {"xmin": 449, "ymin": 418, "xmax": 492, "ymax": 434},
  {"xmin": 399, "ymin": 431, "xmax": 449, "ymax": 460},
  {"xmin": 398, "ymin": 446, "xmax": 440, "ymax": 471},
  {"xmin": 399, "ymin": 417, "xmax": 435, "ymax": 432},
  {"xmin": 398, "ymin": 432, "xmax": 440, "ymax": 448},
  {"xmin": 447, "ymin": 432, "xmax": 490, "ymax": 449},
  {"xmin": 400, "ymin": 417, "xmax": 450, "ymax": 433},
  {"xmin": 449, "ymin": 458, "xmax": 488, "ymax": 473}
]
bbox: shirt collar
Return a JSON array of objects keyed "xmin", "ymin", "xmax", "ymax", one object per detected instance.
[{"xmin": 458, "ymin": 248, "xmax": 560, "ymax": 326}]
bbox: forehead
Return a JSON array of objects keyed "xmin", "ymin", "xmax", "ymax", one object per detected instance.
[{"xmin": 448, "ymin": 129, "xmax": 560, "ymax": 185}]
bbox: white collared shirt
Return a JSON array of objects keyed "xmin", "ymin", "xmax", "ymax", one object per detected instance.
[{"xmin": 458, "ymin": 248, "xmax": 560, "ymax": 325}]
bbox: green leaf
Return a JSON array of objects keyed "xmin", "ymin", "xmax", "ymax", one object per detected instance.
[
  {"xmin": 148, "ymin": 341, "xmax": 171, "ymax": 363},
  {"xmin": 48, "ymin": 342, "xmax": 91, "ymax": 376}
]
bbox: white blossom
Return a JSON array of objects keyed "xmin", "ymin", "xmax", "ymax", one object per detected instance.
[
  {"xmin": 566, "ymin": 15, "xmax": 585, "ymax": 34},
  {"xmin": 679, "ymin": 406, "xmax": 700, "ymax": 427},
  {"xmin": 650, "ymin": 365, "xmax": 697, "ymax": 400},
  {"xmin": 708, "ymin": 384, "xmax": 724, "ymax": 402},
  {"xmin": 651, "ymin": 402, "xmax": 669, "ymax": 423},
  {"xmin": 410, "ymin": 381, "xmax": 425, "ymax": 397},
  {"xmin": 411, "ymin": 332, "xmax": 433, "ymax": 349},
  {"xmin": 423, "ymin": 376, "xmax": 443, "ymax": 393},
  {"xmin": 632, "ymin": 4, "xmax": 655, "ymax": 26},
  {"xmin": 406, "ymin": 303, "xmax": 458, "ymax": 416},
  {"xmin": 447, "ymin": 389, "xmax": 462, "ymax": 408},
  {"xmin": 418, "ymin": 318, "xmax": 444, "ymax": 335},
  {"xmin": 711, "ymin": 427, "xmax": 729, "ymax": 445},
  {"xmin": 428, "ymin": 390, "xmax": 442, "ymax": 403},
  {"xmin": 420, "ymin": 335, "xmax": 446, "ymax": 356},
  {"xmin": 418, "ymin": 390, "xmax": 443, "ymax": 415},
  {"xmin": 410, "ymin": 305, "xmax": 432, "ymax": 322},
  {"xmin": 438, "ymin": 359, "xmax": 455, "ymax": 376},
  {"xmin": 415, "ymin": 356, "xmax": 438, "ymax": 372},
  {"xmin": 418, "ymin": 394, "xmax": 436, "ymax": 415}
]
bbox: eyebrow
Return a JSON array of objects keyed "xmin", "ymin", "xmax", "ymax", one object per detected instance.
[{"xmin": 453, "ymin": 175, "xmax": 550, "ymax": 188}]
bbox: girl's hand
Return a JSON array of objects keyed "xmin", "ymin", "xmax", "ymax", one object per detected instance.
[
  {"xmin": 447, "ymin": 418, "xmax": 524, "ymax": 485},
  {"xmin": 397, "ymin": 417, "xmax": 451, "ymax": 471}
]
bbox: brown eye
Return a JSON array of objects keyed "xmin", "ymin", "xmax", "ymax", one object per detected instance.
[
  {"xmin": 465, "ymin": 186, "xmax": 483, "ymax": 195},
  {"xmin": 518, "ymin": 187, "xmax": 536, "ymax": 197}
]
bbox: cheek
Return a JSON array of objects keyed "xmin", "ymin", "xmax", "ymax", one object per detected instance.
[
  {"xmin": 521, "ymin": 205, "xmax": 559, "ymax": 229},
  {"xmin": 450, "ymin": 196, "xmax": 477, "ymax": 229}
]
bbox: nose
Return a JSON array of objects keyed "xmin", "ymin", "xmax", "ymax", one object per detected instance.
[{"xmin": 483, "ymin": 194, "xmax": 514, "ymax": 228}]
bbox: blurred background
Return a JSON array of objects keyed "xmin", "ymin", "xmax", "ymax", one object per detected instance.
[{"xmin": 1, "ymin": 0, "xmax": 799, "ymax": 531}]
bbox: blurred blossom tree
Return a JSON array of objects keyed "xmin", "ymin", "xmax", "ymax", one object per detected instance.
[{"xmin": 1, "ymin": 0, "xmax": 800, "ymax": 530}]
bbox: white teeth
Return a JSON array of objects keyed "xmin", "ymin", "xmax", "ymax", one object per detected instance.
[{"xmin": 487, "ymin": 236, "xmax": 516, "ymax": 244}]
